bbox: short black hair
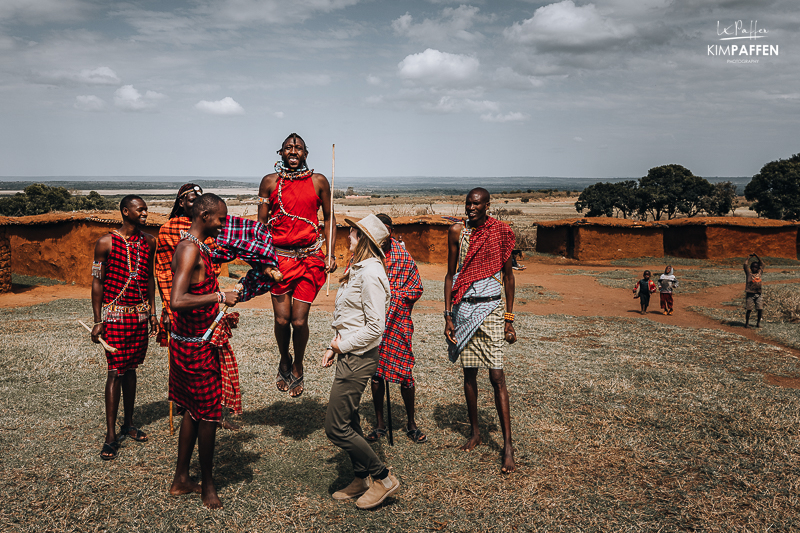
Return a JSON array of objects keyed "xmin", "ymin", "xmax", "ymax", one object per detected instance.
[
  {"xmin": 467, "ymin": 187, "xmax": 490, "ymax": 201},
  {"xmin": 120, "ymin": 194, "xmax": 144, "ymax": 213},
  {"xmin": 191, "ymin": 193, "xmax": 225, "ymax": 218},
  {"xmin": 375, "ymin": 213, "xmax": 393, "ymax": 227}
]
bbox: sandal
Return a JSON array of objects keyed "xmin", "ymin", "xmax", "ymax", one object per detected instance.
[
  {"xmin": 406, "ymin": 427, "xmax": 427, "ymax": 444},
  {"xmin": 120, "ymin": 425, "xmax": 148, "ymax": 442},
  {"xmin": 365, "ymin": 428, "xmax": 387, "ymax": 442},
  {"xmin": 276, "ymin": 368, "xmax": 292, "ymax": 392},
  {"xmin": 288, "ymin": 373, "xmax": 304, "ymax": 398},
  {"xmin": 100, "ymin": 441, "xmax": 120, "ymax": 461}
]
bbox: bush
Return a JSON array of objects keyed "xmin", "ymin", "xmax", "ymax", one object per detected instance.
[
  {"xmin": 0, "ymin": 184, "xmax": 116, "ymax": 216},
  {"xmin": 744, "ymin": 153, "xmax": 800, "ymax": 220}
]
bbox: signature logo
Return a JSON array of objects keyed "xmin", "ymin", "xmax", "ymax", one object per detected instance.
[
  {"xmin": 717, "ymin": 20, "xmax": 768, "ymax": 41},
  {"xmin": 708, "ymin": 20, "xmax": 778, "ymax": 61}
]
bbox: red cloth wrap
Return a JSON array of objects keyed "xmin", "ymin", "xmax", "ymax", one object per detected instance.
[
  {"xmin": 450, "ymin": 217, "xmax": 515, "ymax": 305},
  {"xmin": 268, "ymin": 175, "xmax": 321, "ymax": 247},
  {"xmin": 168, "ymin": 241, "xmax": 222, "ymax": 422},
  {"xmin": 103, "ymin": 230, "xmax": 151, "ymax": 373},
  {"xmin": 376, "ymin": 239, "xmax": 423, "ymax": 387}
]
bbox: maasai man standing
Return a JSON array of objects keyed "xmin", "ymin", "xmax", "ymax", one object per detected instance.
[
  {"xmin": 91, "ymin": 195, "xmax": 158, "ymax": 460},
  {"xmin": 156, "ymin": 184, "xmax": 242, "ymax": 429},
  {"xmin": 444, "ymin": 188, "xmax": 517, "ymax": 474},
  {"xmin": 258, "ymin": 133, "xmax": 337, "ymax": 398},
  {"xmin": 168, "ymin": 193, "xmax": 239, "ymax": 509},
  {"xmin": 366, "ymin": 214, "xmax": 426, "ymax": 444}
]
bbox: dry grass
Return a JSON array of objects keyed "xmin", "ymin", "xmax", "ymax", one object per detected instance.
[{"xmin": 2, "ymin": 294, "xmax": 800, "ymax": 531}]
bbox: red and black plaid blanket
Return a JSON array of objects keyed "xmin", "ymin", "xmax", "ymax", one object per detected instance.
[
  {"xmin": 210, "ymin": 215, "xmax": 279, "ymax": 302},
  {"xmin": 168, "ymin": 239, "xmax": 223, "ymax": 422},
  {"xmin": 451, "ymin": 217, "xmax": 515, "ymax": 305},
  {"xmin": 103, "ymin": 230, "xmax": 151, "ymax": 373},
  {"xmin": 376, "ymin": 239, "xmax": 423, "ymax": 386}
]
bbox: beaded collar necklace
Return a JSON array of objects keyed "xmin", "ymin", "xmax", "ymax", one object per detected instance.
[
  {"xmin": 275, "ymin": 160, "xmax": 313, "ymax": 181},
  {"xmin": 180, "ymin": 230, "xmax": 211, "ymax": 256}
]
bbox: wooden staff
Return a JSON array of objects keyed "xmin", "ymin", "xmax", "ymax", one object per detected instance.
[
  {"xmin": 326, "ymin": 143, "xmax": 336, "ymax": 296},
  {"xmin": 386, "ymin": 381, "xmax": 394, "ymax": 446},
  {"xmin": 168, "ymin": 333, "xmax": 174, "ymax": 434},
  {"xmin": 78, "ymin": 320, "xmax": 118, "ymax": 353}
]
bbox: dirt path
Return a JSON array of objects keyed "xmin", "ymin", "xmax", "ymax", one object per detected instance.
[{"xmin": 3, "ymin": 260, "xmax": 797, "ymax": 358}]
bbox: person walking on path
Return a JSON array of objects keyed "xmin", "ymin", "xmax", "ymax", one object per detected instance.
[
  {"xmin": 322, "ymin": 214, "xmax": 400, "ymax": 510},
  {"xmin": 366, "ymin": 214, "xmax": 426, "ymax": 444},
  {"xmin": 658, "ymin": 265, "xmax": 678, "ymax": 315},
  {"xmin": 91, "ymin": 195, "xmax": 158, "ymax": 460},
  {"xmin": 744, "ymin": 253, "xmax": 766, "ymax": 328},
  {"xmin": 258, "ymin": 133, "xmax": 337, "ymax": 398},
  {"xmin": 444, "ymin": 188, "xmax": 517, "ymax": 474},
  {"xmin": 168, "ymin": 194, "xmax": 240, "ymax": 509},
  {"xmin": 633, "ymin": 270, "xmax": 657, "ymax": 315}
]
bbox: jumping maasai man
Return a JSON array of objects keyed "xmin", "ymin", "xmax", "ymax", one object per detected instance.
[
  {"xmin": 156, "ymin": 184, "xmax": 242, "ymax": 428},
  {"xmin": 168, "ymin": 193, "xmax": 239, "ymax": 510},
  {"xmin": 444, "ymin": 188, "xmax": 517, "ymax": 474},
  {"xmin": 366, "ymin": 214, "xmax": 426, "ymax": 444},
  {"xmin": 258, "ymin": 133, "xmax": 337, "ymax": 398},
  {"xmin": 91, "ymin": 195, "xmax": 158, "ymax": 460}
]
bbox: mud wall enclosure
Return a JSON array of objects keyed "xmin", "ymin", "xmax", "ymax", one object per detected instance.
[
  {"xmin": 538, "ymin": 217, "xmax": 799, "ymax": 261},
  {"xmin": 0, "ymin": 229, "xmax": 11, "ymax": 293}
]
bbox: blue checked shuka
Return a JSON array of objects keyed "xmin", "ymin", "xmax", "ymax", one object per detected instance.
[
  {"xmin": 209, "ymin": 215, "xmax": 279, "ymax": 302},
  {"xmin": 448, "ymin": 227, "xmax": 504, "ymax": 363},
  {"xmin": 376, "ymin": 239, "xmax": 423, "ymax": 387}
]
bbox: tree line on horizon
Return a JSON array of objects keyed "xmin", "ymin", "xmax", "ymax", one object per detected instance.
[
  {"xmin": 0, "ymin": 184, "xmax": 117, "ymax": 217},
  {"xmin": 576, "ymin": 153, "xmax": 800, "ymax": 221}
]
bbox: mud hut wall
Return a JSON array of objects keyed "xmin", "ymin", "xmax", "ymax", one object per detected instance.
[
  {"xmin": 573, "ymin": 226, "xmax": 664, "ymax": 261},
  {"xmin": 329, "ymin": 224, "xmax": 449, "ymax": 264},
  {"xmin": 8, "ymin": 221, "xmax": 159, "ymax": 286},
  {"xmin": 663, "ymin": 226, "xmax": 708, "ymax": 259},
  {"xmin": 536, "ymin": 226, "xmax": 570, "ymax": 256},
  {"xmin": 703, "ymin": 226, "xmax": 798, "ymax": 260},
  {"xmin": 0, "ymin": 229, "xmax": 11, "ymax": 293}
]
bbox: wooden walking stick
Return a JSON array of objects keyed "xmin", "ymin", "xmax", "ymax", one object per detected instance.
[
  {"xmin": 326, "ymin": 143, "xmax": 335, "ymax": 296},
  {"xmin": 386, "ymin": 381, "xmax": 394, "ymax": 446},
  {"xmin": 168, "ymin": 333, "xmax": 174, "ymax": 434},
  {"xmin": 78, "ymin": 320, "xmax": 118, "ymax": 353}
]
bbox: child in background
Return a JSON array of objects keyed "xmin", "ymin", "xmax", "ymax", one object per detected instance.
[
  {"xmin": 633, "ymin": 270, "xmax": 657, "ymax": 315},
  {"xmin": 658, "ymin": 266, "xmax": 678, "ymax": 315}
]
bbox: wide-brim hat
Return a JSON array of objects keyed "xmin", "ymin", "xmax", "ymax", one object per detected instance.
[{"xmin": 344, "ymin": 214, "xmax": 390, "ymax": 258}]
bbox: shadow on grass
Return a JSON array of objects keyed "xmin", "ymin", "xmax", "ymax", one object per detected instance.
[
  {"xmin": 133, "ymin": 400, "xmax": 170, "ymax": 428},
  {"xmin": 433, "ymin": 402, "xmax": 500, "ymax": 451},
  {"xmin": 214, "ymin": 431, "xmax": 260, "ymax": 489},
  {"xmin": 240, "ymin": 397, "xmax": 327, "ymax": 440}
]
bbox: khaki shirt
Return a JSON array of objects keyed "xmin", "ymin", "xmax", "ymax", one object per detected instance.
[{"xmin": 332, "ymin": 257, "xmax": 391, "ymax": 355}]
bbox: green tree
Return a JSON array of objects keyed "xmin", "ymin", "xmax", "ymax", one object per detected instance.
[
  {"xmin": 676, "ymin": 175, "xmax": 714, "ymax": 217},
  {"xmin": 575, "ymin": 181, "xmax": 639, "ymax": 218},
  {"xmin": 700, "ymin": 181, "xmax": 737, "ymax": 217},
  {"xmin": 744, "ymin": 153, "xmax": 800, "ymax": 220}
]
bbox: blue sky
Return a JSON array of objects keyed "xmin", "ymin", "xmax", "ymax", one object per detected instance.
[{"xmin": 1, "ymin": 0, "xmax": 797, "ymax": 179}]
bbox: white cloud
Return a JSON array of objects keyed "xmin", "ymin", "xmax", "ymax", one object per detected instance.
[
  {"xmin": 573, "ymin": 136, "xmax": 584, "ymax": 141},
  {"xmin": 193, "ymin": 0, "xmax": 361, "ymax": 26},
  {"xmin": 493, "ymin": 67, "xmax": 545, "ymax": 89},
  {"xmin": 504, "ymin": 1, "xmax": 637, "ymax": 52},
  {"xmin": 31, "ymin": 66, "xmax": 121, "ymax": 86},
  {"xmin": 0, "ymin": 0, "xmax": 91, "ymax": 24},
  {"xmin": 114, "ymin": 85, "xmax": 164, "ymax": 111},
  {"xmin": 481, "ymin": 112, "xmax": 528, "ymax": 123},
  {"xmin": 273, "ymin": 111, "xmax": 285, "ymax": 118},
  {"xmin": 74, "ymin": 95, "xmax": 106, "ymax": 112},
  {"xmin": 366, "ymin": 75, "xmax": 381, "ymax": 86},
  {"xmin": 398, "ymin": 49, "xmax": 479, "ymax": 85},
  {"xmin": 428, "ymin": 96, "xmax": 498, "ymax": 114},
  {"xmin": 392, "ymin": 5, "xmax": 488, "ymax": 45},
  {"xmin": 194, "ymin": 97, "xmax": 245, "ymax": 115}
]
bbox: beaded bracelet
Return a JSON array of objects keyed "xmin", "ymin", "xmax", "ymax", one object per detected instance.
[{"xmin": 504, "ymin": 312, "xmax": 515, "ymax": 322}]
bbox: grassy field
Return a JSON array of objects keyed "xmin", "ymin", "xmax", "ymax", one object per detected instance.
[{"xmin": 2, "ymin": 295, "xmax": 800, "ymax": 532}]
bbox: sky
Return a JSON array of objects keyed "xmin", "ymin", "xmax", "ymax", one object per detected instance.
[{"xmin": 0, "ymin": 0, "xmax": 798, "ymax": 180}]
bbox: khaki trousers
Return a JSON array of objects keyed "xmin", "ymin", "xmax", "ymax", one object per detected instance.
[{"xmin": 324, "ymin": 346, "xmax": 384, "ymax": 478}]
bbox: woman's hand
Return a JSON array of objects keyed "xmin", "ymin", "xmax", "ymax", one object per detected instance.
[{"xmin": 330, "ymin": 333, "xmax": 342, "ymax": 354}]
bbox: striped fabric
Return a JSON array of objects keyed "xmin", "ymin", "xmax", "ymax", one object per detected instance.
[
  {"xmin": 458, "ymin": 305, "xmax": 505, "ymax": 369},
  {"xmin": 103, "ymin": 230, "xmax": 151, "ymax": 373},
  {"xmin": 376, "ymin": 239, "xmax": 423, "ymax": 387},
  {"xmin": 168, "ymin": 238, "xmax": 223, "ymax": 422}
]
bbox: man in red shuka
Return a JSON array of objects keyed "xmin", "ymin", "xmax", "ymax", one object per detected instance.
[{"xmin": 258, "ymin": 133, "xmax": 336, "ymax": 398}]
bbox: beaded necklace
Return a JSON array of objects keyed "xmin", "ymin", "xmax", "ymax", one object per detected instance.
[
  {"xmin": 266, "ymin": 161, "xmax": 321, "ymax": 240},
  {"xmin": 180, "ymin": 230, "xmax": 211, "ymax": 256},
  {"xmin": 103, "ymin": 230, "xmax": 148, "ymax": 322}
]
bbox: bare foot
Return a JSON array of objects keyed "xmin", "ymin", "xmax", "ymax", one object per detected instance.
[
  {"xmin": 460, "ymin": 435, "xmax": 481, "ymax": 452},
  {"xmin": 202, "ymin": 484, "xmax": 223, "ymax": 509},
  {"xmin": 500, "ymin": 447, "xmax": 516, "ymax": 474},
  {"xmin": 220, "ymin": 418, "xmax": 241, "ymax": 431},
  {"xmin": 169, "ymin": 479, "xmax": 202, "ymax": 495}
]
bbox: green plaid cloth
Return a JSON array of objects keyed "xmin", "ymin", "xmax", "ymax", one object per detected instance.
[{"xmin": 459, "ymin": 305, "xmax": 504, "ymax": 369}]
